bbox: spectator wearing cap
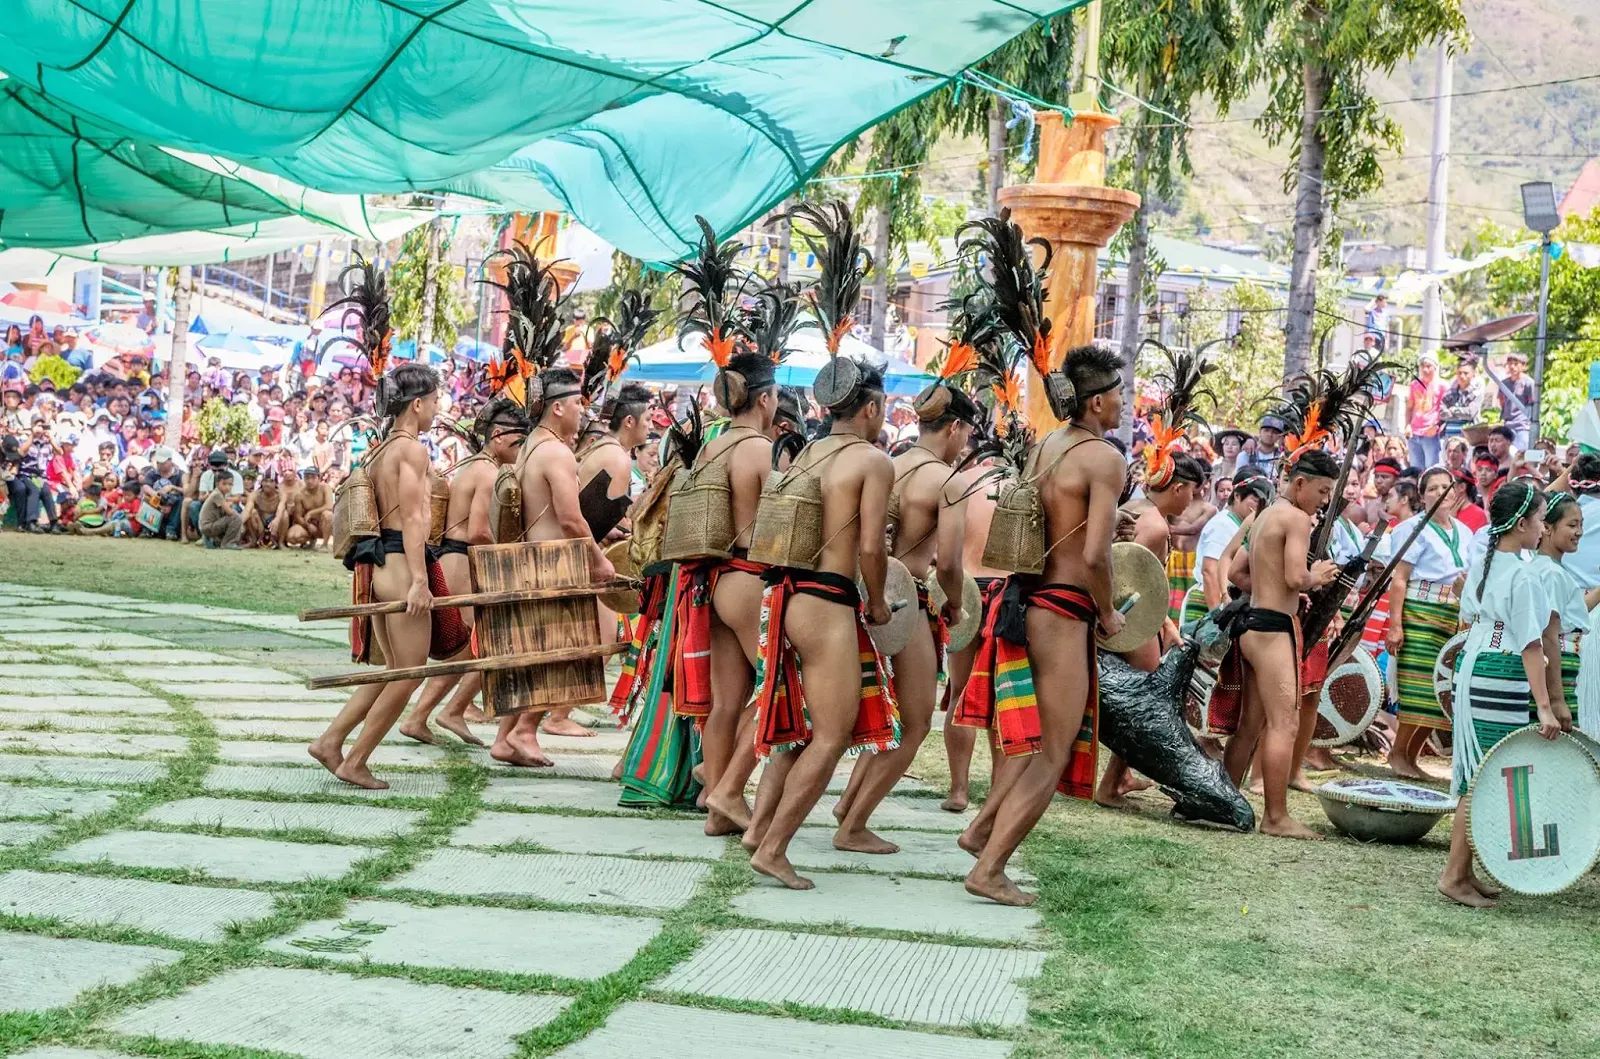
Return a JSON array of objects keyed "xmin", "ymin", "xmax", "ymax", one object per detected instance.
[
  {"xmin": 0, "ymin": 388, "xmax": 25, "ymax": 435},
  {"xmin": 1407, "ymin": 351, "xmax": 1445, "ymax": 469},
  {"xmin": 45, "ymin": 425, "xmax": 80, "ymax": 518},
  {"xmin": 10, "ymin": 414, "xmax": 66, "ymax": 532},
  {"xmin": 1244, "ymin": 415, "xmax": 1286, "ymax": 478},
  {"xmin": 285, "ymin": 465, "xmax": 332, "ymax": 549},
  {"xmin": 1438, "ymin": 355, "xmax": 1484, "ymax": 439},
  {"xmin": 198, "ymin": 472, "xmax": 244, "ymax": 549},
  {"xmin": 140, "ymin": 445, "xmax": 186, "ymax": 540},
  {"xmin": 259, "ymin": 404, "xmax": 287, "ymax": 448}
]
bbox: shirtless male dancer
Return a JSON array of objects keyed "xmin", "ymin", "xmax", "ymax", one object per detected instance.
[
  {"xmin": 942, "ymin": 441, "xmax": 1006, "ymax": 813},
  {"xmin": 1094, "ymin": 453, "xmax": 1205, "ymax": 808},
  {"xmin": 698, "ymin": 352, "xmax": 784, "ymax": 836},
  {"xmin": 398, "ymin": 397, "xmax": 530, "ymax": 753},
  {"xmin": 502, "ymin": 365, "xmax": 617, "ymax": 746},
  {"xmin": 1221, "ymin": 449, "xmax": 1340, "ymax": 838},
  {"xmin": 551, "ymin": 382, "xmax": 651, "ymax": 738},
  {"xmin": 745, "ymin": 363, "xmax": 894, "ymax": 889},
  {"xmin": 309, "ymin": 364, "xmax": 445, "ymax": 789},
  {"xmin": 956, "ymin": 345, "xmax": 1128, "ymax": 905},
  {"xmin": 832, "ymin": 382, "xmax": 979, "ymax": 857},
  {"xmin": 833, "ymin": 382, "xmax": 977, "ymax": 852},
  {"xmin": 285, "ymin": 465, "xmax": 333, "ymax": 548}
]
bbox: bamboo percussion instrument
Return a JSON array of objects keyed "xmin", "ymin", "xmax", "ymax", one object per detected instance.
[{"xmin": 307, "ymin": 641, "xmax": 630, "ymax": 689}]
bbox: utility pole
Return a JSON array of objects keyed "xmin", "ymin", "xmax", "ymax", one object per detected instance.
[
  {"xmin": 1421, "ymin": 42, "xmax": 1452, "ymax": 357},
  {"xmin": 263, "ymin": 252, "xmax": 275, "ymax": 317},
  {"xmin": 418, "ymin": 217, "xmax": 442, "ymax": 351},
  {"xmin": 164, "ymin": 266, "xmax": 192, "ymax": 451}
]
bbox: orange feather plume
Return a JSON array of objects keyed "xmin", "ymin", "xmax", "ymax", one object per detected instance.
[
  {"xmin": 369, "ymin": 329, "xmax": 392, "ymax": 380},
  {"xmin": 607, "ymin": 344, "xmax": 631, "ymax": 384},
  {"xmin": 992, "ymin": 371, "xmax": 1021, "ymax": 415},
  {"xmin": 941, "ymin": 341, "xmax": 978, "ymax": 380},
  {"xmin": 1285, "ymin": 404, "xmax": 1329, "ymax": 459},
  {"xmin": 1142, "ymin": 413, "xmax": 1186, "ymax": 485},
  {"xmin": 486, "ymin": 358, "xmax": 512, "ymax": 395},
  {"xmin": 1028, "ymin": 331, "xmax": 1052, "ymax": 379},
  {"xmin": 706, "ymin": 326, "xmax": 736, "ymax": 368}
]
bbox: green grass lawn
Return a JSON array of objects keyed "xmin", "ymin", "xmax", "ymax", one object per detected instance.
[{"xmin": 9, "ymin": 540, "xmax": 1598, "ymax": 1058}]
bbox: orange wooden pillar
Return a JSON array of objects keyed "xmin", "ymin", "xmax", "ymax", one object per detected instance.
[{"xmin": 997, "ymin": 110, "xmax": 1140, "ymax": 434}]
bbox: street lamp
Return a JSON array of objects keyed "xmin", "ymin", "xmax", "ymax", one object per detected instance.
[{"xmin": 1520, "ymin": 181, "xmax": 1560, "ymax": 439}]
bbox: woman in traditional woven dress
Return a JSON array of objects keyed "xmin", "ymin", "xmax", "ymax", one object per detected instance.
[
  {"xmin": 1530, "ymin": 492, "xmax": 1600, "ymax": 727},
  {"xmin": 1439, "ymin": 482, "xmax": 1565, "ymax": 907},
  {"xmin": 1386, "ymin": 468, "xmax": 1470, "ymax": 780}
]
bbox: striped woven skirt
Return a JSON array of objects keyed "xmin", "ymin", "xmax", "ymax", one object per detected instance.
[
  {"xmin": 1560, "ymin": 631, "xmax": 1581, "ymax": 726},
  {"xmin": 1395, "ymin": 595, "xmax": 1459, "ymax": 731},
  {"xmin": 1180, "ymin": 584, "xmax": 1209, "ymax": 628},
  {"xmin": 1451, "ymin": 647, "xmax": 1535, "ymax": 796},
  {"xmin": 1167, "ymin": 549, "xmax": 1196, "ymax": 621},
  {"xmin": 618, "ymin": 575, "xmax": 703, "ymax": 809}
]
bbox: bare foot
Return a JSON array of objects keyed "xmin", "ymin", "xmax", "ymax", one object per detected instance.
[
  {"xmin": 941, "ymin": 791, "xmax": 970, "ymax": 813},
  {"xmin": 1386, "ymin": 754, "xmax": 1428, "ymax": 781},
  {"xmin": 956, "ymin": 828, "xmax": 985, "ymax": 858},
  {"xmin": 1245, "ymin": 775, "xmax": 1265, "ymax": 796},
  {"xmin": 334, "ymin": 760, "xmax": 388, "ymax": 790},
  {"xmin": 435, "ymin": 712, "xmax": 485, "ymax": 746},
  {"xmin": 541, "ymin": 716, "xmax": 595, "ymax": 738},
  {"xmin": 1289, "ymin": 774, "xmax": 1317, "ymax": 794},
  {"xmin": 1117, "ymin": 774, "xmax": 1154, "ymax": 796},
  {"xmin": 704, "ymin": 812, "xmax": 746, "ymax": 837},
  {"xmin": 462, "ymin": 705, "xmax": 488, "ymax": 723},
  {"xmin": 691, "ymin": 762, "xmax": 707, "ymax": 786},
  {"xmin": 307, "ymin": 739, "xmax": 343, "ymax": 776},
  {"xmin": 740, "ymin": 824, "xmax": 767, "ymax": 853},
  {"xmin": 831, "ymin": 798, "xmax": 850, "ymax": 823},
  {"xmin": 833, "ymin": 827, "xmax": 900, "ymax": 854},
  {"xmin": 1471, "ymin": 874, "xmax": 1503, "ymax": 899},
  {"xmin": 965, "ymin": 867, "xmax": 1037, "ymax": 906},
  {"xmin": 749, "ymin": 849, "xmax": 814, "ymax": 890},
  {"xmin": 1438, "ymin": 878, "xmax": 1497, "ymax": 908},
  {"xmin": 490, "ymin": 743, "xmax": 554, "ymax": 768},
  {"xmin": 705, "ymin": 790, "xmax": 752, "ymax": 833},
  {"xmin": 397, "ymin": 720, "xmax": 437, "ymax": 745},
  {"xmin": 611, "ymin": 757, "xmax": 625, "ymax": 780},
  {"xmin": 1094, "ymin": 792, "xmax": 1131, "ymax": 810},
  {"xmin": 1260, "ymin": 815, "xmax": 1323, "ymax": 840}
]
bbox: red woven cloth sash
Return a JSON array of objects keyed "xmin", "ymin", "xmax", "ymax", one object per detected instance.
[
  {"xmin": 608, "ymin": 568, "xmax": 672, "ymax": 718},
  {"xmin": 1206, "ymin": 607, "xmax": 1303, "ymax": 735},
  {"xmin": 952, "ymin": 579, "xmax": 1100, "ymax": 800},
  {"xmin": 347, "ymin": 556, "xmax": 469, "ymax": 663},
  {"xmin": 753, "ymin": 568, "xmax": 900, "ymax": 759},
  {"xmin": 669, "ymin": 556, "xmax": 767, "ymax": 725}
]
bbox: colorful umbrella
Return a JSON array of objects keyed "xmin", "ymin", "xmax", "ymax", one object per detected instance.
[
  {"xmin": 86, "ymin": 322, "xmax": 155, "ymax": 356},
  {"xmin": 1, "ymin": 289, "xmax": 79, "ymax": 317}
]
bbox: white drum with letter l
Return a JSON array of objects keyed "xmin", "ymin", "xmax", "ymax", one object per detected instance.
[{"xmin": 1466, "ymin": 728, "xmax": 1600, "ymax": 895}]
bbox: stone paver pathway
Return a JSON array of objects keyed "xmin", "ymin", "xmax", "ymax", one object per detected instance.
[{"xmin": 0, "ymin": 585, "xmax": 1037, "ymax": 1057}]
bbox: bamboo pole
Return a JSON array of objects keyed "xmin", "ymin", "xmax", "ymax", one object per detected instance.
[
  {"xmin": 308, "ymin": 642, "xmax": 630, "ymax": 690},
  {"xmin": 299, "ymin": 580, "xmax": 640, "ymax": 622}
]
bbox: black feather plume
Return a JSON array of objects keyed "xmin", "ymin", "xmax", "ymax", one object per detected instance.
[
  {"xmin": 663, "ymin": 391, "xmax": 706, "ymax": 468},
  {"xmin": 956, "ymin": 209, "xmax": 1052, "ymax": 378},
  {"xmin": 741, "ymin": 279, "xmax": 810, "ymax": 364},
  {"xmin": 790, "ymin": 200, "xmax": 872, "ymax": 355},
  {"xmin": 1276, "ymin": 357, "xmax": 1399, "ymax": 449},
  {"xmin": 327, "ymin": 254, "xmax": 394, "ymax": 377},
  {"xmin": 671, "ymin": 216, "xmax": 748, "ymax": 368},
  {"xmin": 479, "ymin": 241, "xmax": 569, "ymax": 379}
]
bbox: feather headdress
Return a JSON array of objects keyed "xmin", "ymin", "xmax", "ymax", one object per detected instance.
[
  {"xmin": 741, "ymin": 279, "xmax": 809, "ymax": 364},
  {"xmin": 325, "ymin": 254, "xmax": 395, "ymax": 381},
  {"xmin": 672, "ymin": 216, "xmax": 747, "ymax": 368},
  {"xmin": 480, "ymin": 242, "xmax": 571, "ymax": 411},
  {"xmin": 662, "ymin": 390, "xmax": 707, "ymax": 469},
  {"xmin": 956, "ymin": 209, "xmax": 1053, "ymax": 381},
  {"xmin": 1277, "ymin": 358, "xmax": 1397, "ymax": 462},
  {"xmin": 1141, "ymin": 338, "xmax": 1216, "ymax": 489},
  {"xmin": 913, "ymin": 293, "xmax": 983, "ymax": 424},
  {"xmin": 790, "ymin": 200, "xmax": 871, "ymax": 357},
  {"xmin": 582, "ymin": 289, "xmax": 661, "ymax": 408}
]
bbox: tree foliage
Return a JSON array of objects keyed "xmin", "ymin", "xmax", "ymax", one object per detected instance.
[
  {"xmin": 1183, "ymin": 279, "xmax": 1286, "ymax": 429},
  {"xmin": 592, "ymin": 251, "xmax": 681, "ymax": 347},
  {"xmin": 1461, "ymin": 209, "xmax": 1600, "ymax": 437},
  {"xmin": 390, "ymin": 224, "xmax": 471, "ymax": 350}
]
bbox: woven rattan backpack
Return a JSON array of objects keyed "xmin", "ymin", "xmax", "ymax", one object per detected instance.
[
  {"xmin": 489, "ymin": 434, "xmax": 555, "ymax": 544},
  {"xmin": 626, "ymin": 454, "xmax": 686, "ymax": 570},
  {"xmin": 747, "ymin": 437, "xmax": 867, "ymax": 570},
  {"xmin": 331, "ymin": 438, "xmax": 392, "ymax": 560},
  {"xmin": 981, "ymin": 434, "xmax": 1104, "ymax": 574},
  {"xmin": 660, "ymin": 426, "xmax": 764, "ymax": 562}
]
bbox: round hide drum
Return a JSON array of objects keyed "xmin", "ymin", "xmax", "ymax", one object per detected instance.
[
  {"xmin": 1434, "ymin": 631, "xmax": 1467, "ymax": 720},
  {"xmin": 860, "ymin": 556, "xmax": 919, "ymax": 657},
  {"xmin": 1467, "ymin": 727, "xmax": 1600, "ymax": 894},
  {"xmin": 1313, "ymin": 645, "xmax": 1384, "ymax": 747},
  {"xmin": 1315, "ymin": 777, "xmax": 1457, "ymax": 844},
  {"xmin": 928, "ymin": 573, "xmax": 983, "ymax": 653},
  {"xmin": 597, "ymin": 539, "xmax": 640, "ymax": 615},
  {"xmin": 1097, "ymin": 542, "xmax": 1169, "ymax": 653}
]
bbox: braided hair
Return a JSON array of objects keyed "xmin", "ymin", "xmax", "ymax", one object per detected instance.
[
  {"xmin": 1569, "ymin": 453, "xmax": 1600, "ymax": 495},
  {"xmin": 1477, "ymin": 479, "xmax": 1545, "ymax": 603}
]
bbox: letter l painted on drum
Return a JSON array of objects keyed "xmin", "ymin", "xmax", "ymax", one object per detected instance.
[{"xmin": 1502, "ymin": 764, "xmax": 1560, "ymax": 861}]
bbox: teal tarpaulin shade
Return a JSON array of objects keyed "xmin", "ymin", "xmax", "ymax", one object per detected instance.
[{"xmin": 0, "ymin": 2, "xmax": 1083, "ymax": 262}]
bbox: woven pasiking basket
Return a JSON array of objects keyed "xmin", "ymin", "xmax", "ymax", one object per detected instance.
[
  {"xmin": 748, "ymin": 467, "xmax": 826, "ymax": 570},
  {"xmin": 488, "ymin": 465, "xmax": 523, "ymax": 544},
  {"xmin": 469, "ymin": 539, "xmax": 606, "ymax": 716},
  {"xmin": 628, "ymin": 461, "xmax": 684, "ymax": 570},
  {"xmin": 982, "ymin": 478, "xmax": 1045, "ymax": 575},
  {"xmin": 331, "ymin": 464, "xmax": 379, "ymax": 560},
  {"xmin": 427, "ymin": 475, "xmax": 450, "ymax": 547},
  {"xmin": 660, "ymin": 458, "xmax": 736, "ymax": 561}
]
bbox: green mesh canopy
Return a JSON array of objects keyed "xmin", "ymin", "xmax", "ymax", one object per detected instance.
[{"xmin": 0, "ymin": 1, "xmax": 1082, "ymax": 262}]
